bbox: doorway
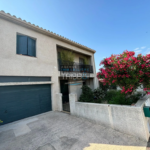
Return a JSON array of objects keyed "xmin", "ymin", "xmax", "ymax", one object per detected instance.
[{"xmin": 60, "ymin": 80, "xmax": 70, "ymax": 112}]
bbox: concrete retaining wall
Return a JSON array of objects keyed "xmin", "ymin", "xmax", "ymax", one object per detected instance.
[{"xmin": 69, "ymin": 93, "xmax": 150, "ymax": 141}]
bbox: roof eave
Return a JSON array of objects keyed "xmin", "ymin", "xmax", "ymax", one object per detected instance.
[{"xmin": 0, "ymin": 11, "xmax": 96, "ymax": 53}]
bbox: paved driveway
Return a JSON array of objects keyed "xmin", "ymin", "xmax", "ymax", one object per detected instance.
[{"xmin": 0, "ymin": 111, "xmax": 149, "ymax": 150}]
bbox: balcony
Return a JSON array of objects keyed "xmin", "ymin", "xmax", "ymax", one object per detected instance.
[{"xmin": 58, "ymin": 59, "xmax": 93, "ymax": 73}]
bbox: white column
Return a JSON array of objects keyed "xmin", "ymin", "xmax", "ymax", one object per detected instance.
[
  {"xmin": 56, "ymin": 93, "xmax": 62, "ymax": 111},
  {"xmin": 69, "ymin": 93, "xmax": 77, "ymax": 115},
  {"xmin": 91, "ymin": 54, "xmax": 99, "ymax": 89}
]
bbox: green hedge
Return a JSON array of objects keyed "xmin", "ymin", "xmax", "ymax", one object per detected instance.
[
  {"xmin": 105, "ymin": 90, "xmax": 142, "ymax": 105},
  {"xmin": 79, "ymin": 85, "xmax": 142, "ymax": 105}
]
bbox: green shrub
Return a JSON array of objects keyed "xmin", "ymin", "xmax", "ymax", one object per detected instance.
[
  {"xmin": 99, "ymin": 82, "xmax": 116, "ymax": 92},
  {"xmin": 109, "ymin": 84, "xmax": 117, "ymax": 90},
  {"xmin": 127, "ymin": 92, "xmax": 143, "ymax": 104},
  {"xmin": 108, "ymin": 91, "xmax": 129, "ymax": 105},
  {"xmin": 79, "ymin": 86, "xmax": 106, "ymax": 103},
  {"xmin": 79, "ymin": 86, "xmax": 142, "ymax": 105},
  {"xmin": 93, "ymin": 88, "xmax": 105, "ymax": 103},
  {"xmin": 106, "ymin": 90, "xmax": 142, "ymax": 105},
  {"xmin": 99, "ymin": 82, "xmax": 109, "ymax": 92},
  {"xmin": 78, "ymin": 85, "xmax": 94, "ymax": 102},
  {"xmin": 105, "ymin": 90, "xmax": 118, "ymax": 101}
]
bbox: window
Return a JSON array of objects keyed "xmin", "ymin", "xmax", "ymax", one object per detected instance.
[
  {"xmin": 17, "ymin": 34, "xmax": 36, "ymax": 57},
  {"xmin": 79, "ymin": 58, "xmax": 84, "ymax": 65}
]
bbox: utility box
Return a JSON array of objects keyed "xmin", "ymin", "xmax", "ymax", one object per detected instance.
[{"xmin": 143, "ymin": 106, "xmax": 150, "ymax": 117}]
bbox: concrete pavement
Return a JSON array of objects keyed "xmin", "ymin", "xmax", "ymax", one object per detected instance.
[{"xmin": 0, "ymin": 111, "xmax": 149, "ymax": 150}]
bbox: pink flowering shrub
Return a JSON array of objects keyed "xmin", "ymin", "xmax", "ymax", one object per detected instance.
[{"xmin": 97, "ymin": 50, "xmax": 150, "ymax": 95}]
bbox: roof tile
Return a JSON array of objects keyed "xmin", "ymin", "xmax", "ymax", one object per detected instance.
[{"xmin": 0, "ymin": 10, "xmax": 96, "ymax": 53}]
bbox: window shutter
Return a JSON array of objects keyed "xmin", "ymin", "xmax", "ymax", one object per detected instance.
[
  {"xmin": 28, "ymin": 37, "xmax": 36, "ymax": 57},
  {"xmin": 17, "ymin": 35, "xmax": 28, "ymax": 55}
]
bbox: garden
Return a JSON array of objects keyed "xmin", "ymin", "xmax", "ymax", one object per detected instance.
[{"xmin": 79, "ymin": 50, "xmax": 150, "ymax": 105}]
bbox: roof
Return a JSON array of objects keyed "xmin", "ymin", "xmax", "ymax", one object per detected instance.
[{"xmin": 0, "ymin": 10, "xmax": 96, "ymax": 53}]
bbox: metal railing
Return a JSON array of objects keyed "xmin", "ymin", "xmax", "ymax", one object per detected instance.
[{"xmin": 58, "ymin": 59, "xmax": 93, "ymax": 73}]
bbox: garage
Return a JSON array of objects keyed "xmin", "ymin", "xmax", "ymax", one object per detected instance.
[{"xmin": 0, "ymin": 84, "xmax": 51, "ymax": 125}]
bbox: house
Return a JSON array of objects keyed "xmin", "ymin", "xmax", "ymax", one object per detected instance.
[{"xmin": 0, "ymin": 10, "xmax": 98, "ymax": 125}]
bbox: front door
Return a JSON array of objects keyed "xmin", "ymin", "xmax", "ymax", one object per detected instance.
[{"xmin": 60, "ymin": 80, "xmax": 70, "ymax": 112}]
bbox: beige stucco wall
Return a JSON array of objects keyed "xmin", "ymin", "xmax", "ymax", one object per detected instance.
[
  {"xmin": 69, "ymin": 83, "xmax": 83, "ymax": 100},
  {"xmin": 0, "ymin": 17, "xmax": 98, "ymax": 110}
]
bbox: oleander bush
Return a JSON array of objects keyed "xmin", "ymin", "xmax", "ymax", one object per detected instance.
[{"xmin": 97, "ymin": 50, "xmax": 150, "ymax": 96}]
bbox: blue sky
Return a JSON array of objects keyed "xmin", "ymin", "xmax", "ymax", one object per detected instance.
[{"xmin": 1, "ymin": 0, "xmax": 150, "ymax": 72}]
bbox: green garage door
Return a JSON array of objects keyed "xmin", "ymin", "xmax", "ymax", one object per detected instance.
[{"xmin": 0, "ymin": 84, "xmax": 51, "ymax": 125}]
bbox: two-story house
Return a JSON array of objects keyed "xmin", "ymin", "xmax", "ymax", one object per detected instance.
[{"xmin": 0, "ymin": 11, "xmax": 98, "ymax": 125}]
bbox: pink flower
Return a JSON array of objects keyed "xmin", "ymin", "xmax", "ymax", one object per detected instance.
[{"xmin": 112, "ymin": 80, "xmax": 116, "ymax": 83}]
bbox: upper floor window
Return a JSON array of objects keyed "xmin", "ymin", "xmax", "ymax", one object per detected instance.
[{"xmin": 17, "ymin": 34, "xmax": 36, "ymax": 57}]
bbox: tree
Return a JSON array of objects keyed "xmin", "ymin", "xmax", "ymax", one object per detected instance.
[{"xmin": 97, "ymin": 50, "xmax": 150, "ymax": 95}]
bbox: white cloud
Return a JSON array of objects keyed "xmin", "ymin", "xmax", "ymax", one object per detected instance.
[
  {"xmin": 134, "ymin": 48, "xmax": 139, "ymax": 50},
  {"xmin": 134, "ymin": 50, "xmax": 141, "ymax": 55},
  {"xmin": 143, "ymin": 48, "xmax": 150, "ymax": 54},
  {"xmin": 141, "ymin": 46, "xmax": 146, "ymax": 49}
]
